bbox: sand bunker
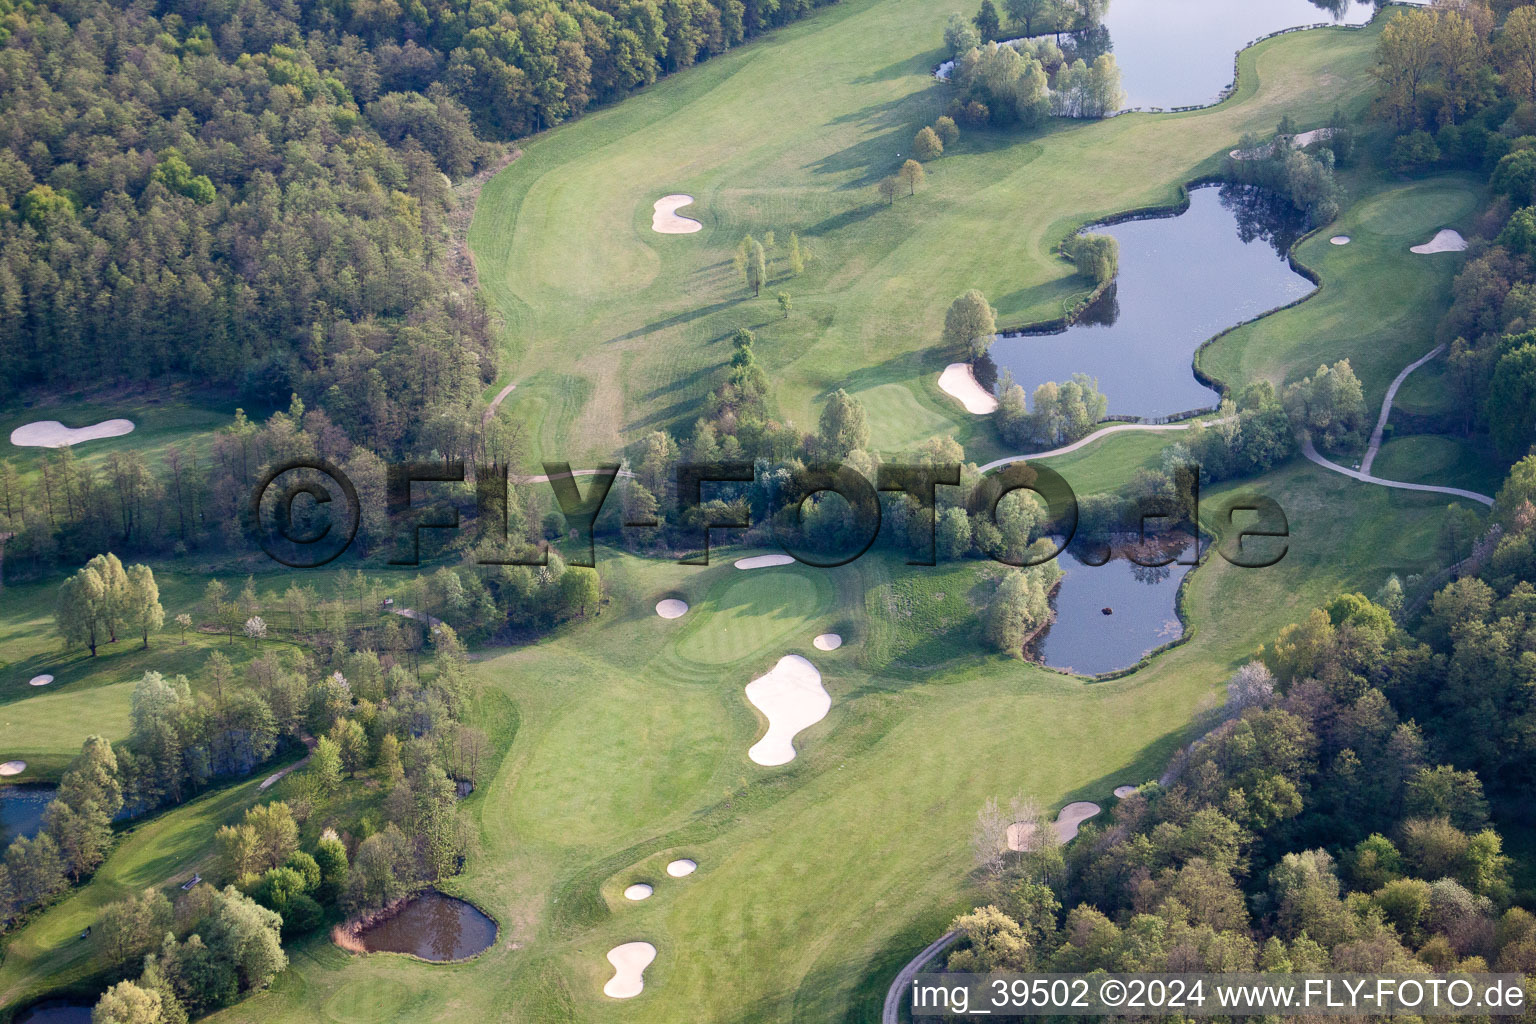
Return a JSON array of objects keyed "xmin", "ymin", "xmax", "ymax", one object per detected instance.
[
  {"xmin": 1230, "ymin": 127, "xmax": 1334, "ymax": 161},
  {"xmin": 603, "ymin": 941, "xmax": 657, "ymax": 999},
  {"xmin": 0, "ymin": 761, "xmax": 26, "ymax": 777},
  {"xmin": 1330, "ymin": 236, "xmax": 1351, "ymax": 245},
  {"xmin": 27, "ymin": 674, "xmax": 53, "ymax": 687},
  {"xmin": 1411, "ymin": 229, "xmax": 1468, "ymax": 254},
  {"xmin": 1113, "ymin": 785, "xmax": 1138, "ymax": 798},
  {"xmin": 735, "ymin": 554, "xmax": 795, "ymax": 570},
  {"xmin": 666, "ymin": 859, "xmax": 697, "ymax": 877},
  {"xmin": 652, "ymin": 195, "xmax": 702, "ymax": 234},
  {"xmin": 655, "ymin": 599, "xmax": 688, "ymax": 619},
  {"xmin": 1007, "ymin": 801, "xmax": 1101, "ymax": 851},
  {"xmin": 813, "ymin": 633, "xmax": 842, "ymax": 651},
  {"xmin": 938, "ymin": 363, "xmax": 998, "ymax": 415},
  {"xmin": 623, "ymin": 883, "xmax": 653, "ymax": 901},
  {"xmin": 10, "ymin": 419, "xmax": 135, "ymax": 448},
  {"xmin": 745, "ymin": 654, "xmax": 830, "ymax": 766}
]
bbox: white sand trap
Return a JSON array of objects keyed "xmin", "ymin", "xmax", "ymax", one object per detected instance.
[
  {"xmin": 666, "ymin": 858, "xmax": 696, "ymax": 877},
  {"xmin": 603, "ymin": 941, "xmax": 657, "ymax": 999},
  {"xmin": 1007, "ymin": 801, "xmax": 1101, "ymax": 851},
  {"xmin": 813, "ymin": 633, "xmax": 842, "ymax": 651},
  {"xmin": 1113, "ymin": 785, "xmax": 1138, "ymax": 798},
  {"xmin": 0, "ymin": 761, "xmax": 26, "ymax": 777},
  {"xmin": 655, "ymin": 599, "xmax": 688, "ymax": 619},
  {"xmin": 27, "ymin": 674, "xmax": 53, "ymax": 687},
  {"xmin": 1330, "ymin": 236, "xmax": 1351, "ymax": 245},
  {"xmin": 652, "ymin": 195, "xmax": 702, "ymax": 234},
  {"xmin": 1230, "ymin": 127, "xmax": 1334, "ymax": 161},
  {"xmin": 1411, "ymin": 229, "xmax": 1468, "ymax": 254},
  {"xmin": 734, "ymin": 553, "xmax": 795, "ymax": 570},
  {"xmin": 10, "ymin": 419, "xmax": 134, "ymax": 448},
  {"xmin": 623, "ymin": 883, "xmax": 653, "ymax": 901},
  {"xmin": 938, "ymin": 363, "xmax": 998, "ymax": 415},
  {"xmin": 745, "ymin": 655, "xmax": 830, "ymax": 766}
]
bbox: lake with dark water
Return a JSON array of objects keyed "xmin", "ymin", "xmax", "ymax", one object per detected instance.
[
  {"xmin": 986, "ymin": 184, "xmax": 1313, "ymax": 420},
  {"xmin": 355, "ymin": 891, "xmax": 497, "ymax": 961},
  {"xmin": 0, "ymin": 785, "xmax": 56, "ymax": 844},
  {"xmin": 13, "ymin": 1001, "xmax": 92, "ymax": 1024},
  {"xmin": 1057, "ymin": 0, "xmax": 1411, "ymax": 110},
  {"xmin": 1036, "ymin": 542, "xmax": 1195, "ymax": 676}
]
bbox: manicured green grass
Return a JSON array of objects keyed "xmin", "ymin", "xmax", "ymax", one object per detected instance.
[
  {"xmin": 1199, "ymin": 173, "xmax": 1483, "ymax": 437},
  {"xmin": 469, "ymin": 0, "xmax": 1391, "ymax": 465},
  {"xmin": 1371, "ymin": 433, "xmax": 1505, "ymax": 499},
  {"xmin": 0, "ymin": 4, "xmax": 1499, "ymax": 1024},
  {"xmin": 673, "ymin": 565, "xmax": 834, "ymax": 666}
]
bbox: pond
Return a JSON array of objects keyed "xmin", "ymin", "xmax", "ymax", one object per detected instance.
[
  {"xmin": 354, "ymin": 891, "xmax": 497, "ymax": 961},
  {"xmin": 1036, "ymin": 541, "xmax": 1195, "ymax": 676},
  {"xmin": 1051, "ymin": 0, "xmax": 1410, "ymax": 111},
  {"xmin": 986, "ymin": 184, "xmax": 1313, "ymax": 420},
  {"xmin": 13, "ymin": 1001, "xmax": 93, "ymax": 1024},
  {"xmin": 0, "ymin": 785, "xmax": 56, "ymax": 844}
]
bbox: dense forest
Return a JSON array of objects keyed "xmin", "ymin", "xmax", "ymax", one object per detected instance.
[{"xmin": 0, "ymin": 0, "xmax": 840, "ymax": 453}]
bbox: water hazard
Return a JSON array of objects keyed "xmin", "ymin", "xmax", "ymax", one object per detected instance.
[
  {"xmin": 987, "ymin": 184, "xmax": 1312, "ymax": 420},
  {"xmin": 354, "ymin": 891, "xmax": 497, "ymax": 961}
]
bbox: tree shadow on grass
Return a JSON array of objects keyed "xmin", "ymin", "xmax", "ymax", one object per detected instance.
[
  {"xmin": 811, "ymin": 94, "xmax": 942, "ymax": 188},
  {"xmin": 851, "ymin": 52, "xmax": 935, "ymax": 85},
  {"xmin": 602, "ymin": 296, "xmax": 747, "ymax": 345}
]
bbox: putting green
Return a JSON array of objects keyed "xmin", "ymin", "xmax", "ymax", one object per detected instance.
[
  {"xmin": 672, "ymin": 568, "xmax": 834, "ymax": 667},
  {"xmin": 1200, "ymin": 173, "xmax": 1480, "ymax": 422},
  {"xmin": 1354, "ymin": 182, "xmax": 1479, "ymax": 238},
  {"xmin": 853, "ymin": 382, "xmax": 956, "ymax": 453}
]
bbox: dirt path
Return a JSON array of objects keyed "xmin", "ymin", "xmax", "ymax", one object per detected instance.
[
  {"xmin": 483, "ymin": 382, "xmax": 519, "ymax": 426},
  {"xmin": 1359, "ymin": 343, "xmax": 1444, "ymax": 476},
  {"xmin": 881, "ymin": 930, "xmax": 960, "ymax": 1024},
  {"xmin": 258, "ymin": 737, "xmax": 317, "ymax": 791}
]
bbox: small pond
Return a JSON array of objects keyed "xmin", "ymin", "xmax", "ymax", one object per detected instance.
[
  {"xmin": 1047, "ymin": 0, "xmax": 1411, "ymax": 111},
  {"xmin": 0, "ymin": 785, "xmax": 56, "ymax": 844},
  {"xmin": 987, "ymin": 184, "xmax": 1313, "ymax": 419},
  {"xmin": 1036, "ymin": 541, "xmax": 1194, "ymax": 676},
  {"xmin": 355, "ymin": 891, "xmax": 496, "ymax": 961},
  {"xmin": 14, "ymin": 1002, "xmax": 93, "ymax": 1024}
]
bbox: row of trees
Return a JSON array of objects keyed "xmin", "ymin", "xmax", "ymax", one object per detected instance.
[
  {"xmin": 2, "ymin": 393, "xmax": 526, "ymax": 577},
  {"xmin": 0, "ymin": 737, "xmax": 122, "ymax": 924},
  {"xmin": 945, "ymin": 37, "xmax": 1123, "ymax": 125},
  {"xmin": 995, "ymin": 370, "xmax": 1109, "ymax": 449},
  {"xmin": 92, "ymin": 884, "xmax": 286, "ymax": 1024},
  {"xmin": 56, "ymin": 555, "xmax": 164, "ymax": 656},
  {"xmin": 732, "ymin": 230, "xmax": 806, "ymax": 296}
]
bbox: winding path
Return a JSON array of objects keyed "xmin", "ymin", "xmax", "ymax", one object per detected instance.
[
  {"xmin": 1360, "ymin": 344, "xmax": 1443, "ymax": 476},
  {"xmin": 1300, "ymin": 344, "xmax": 1493, "ymax": 506},
  {"xmin": 483, "ymin": 381, "xmax": 519, "ymax": 426},
  {"xmin": 1302, "ymin": 439, "xmax": 1492, "ymax": 505},
  {"xmin": 978, "ymin": 421, "xmax": 1198, "ymax": 473},
  {"xmin": 881, "ymin": 931, "xmax": 960, "ymax": 1024}
]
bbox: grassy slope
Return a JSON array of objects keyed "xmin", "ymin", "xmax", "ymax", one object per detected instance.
[
  {"xmin": 201, "ymin": 442, "xmax": 1461, "ymax": 1024},
  {"xmin": 469, "ymin": 0, "xmax": 1385, "ymax": 466}
]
